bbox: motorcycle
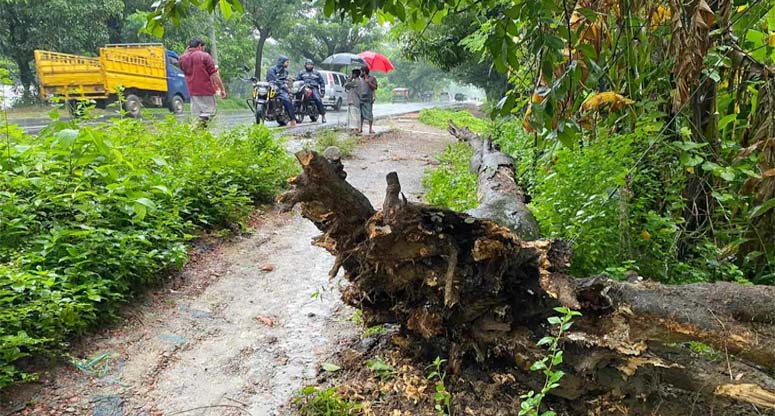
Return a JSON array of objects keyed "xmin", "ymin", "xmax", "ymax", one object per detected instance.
[
  {"xmin": 245, "ymin": 73, "xmax": 293, "ymax": 126},
  {"xmin": 291, "ymin": 80, "xmax": 320, "ymax": 123}
]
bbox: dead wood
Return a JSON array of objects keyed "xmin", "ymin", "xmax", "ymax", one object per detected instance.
[
  {"xmin": 447, "ymin": 121, "xmax": 540, "ymax": 240},
  {"xmin": 278, "ymin": 142, "xmax": 775, "ymax": 411}
]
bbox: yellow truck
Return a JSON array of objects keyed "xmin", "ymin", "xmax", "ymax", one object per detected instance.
[{"xmin": 34, "ymin": 43, "xmax": 190, "ymax": 118}]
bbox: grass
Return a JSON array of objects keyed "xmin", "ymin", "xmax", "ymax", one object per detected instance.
[
  {"xmin": 422, "ymin": 142, "xmax": 478, "ymax": 211},
  {"xmin": 295, "ymin": 386, "xmax": 362, "ymax": 416},
  {"xmin": 418, "ymin": 107, "xmax": 488, "ymax": 134},
  {"xmin": 310, "ymin": 129, "xmax": 359, "ymax": 158}
]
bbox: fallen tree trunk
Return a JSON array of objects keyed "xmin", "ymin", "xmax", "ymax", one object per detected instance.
[
  {"xmin": 277, "ymin": 130, "xmax": 775, "ymax": 412},
  {"xmin": 448, "ymin": 121, "xmax": 540, "ymax": 240}
]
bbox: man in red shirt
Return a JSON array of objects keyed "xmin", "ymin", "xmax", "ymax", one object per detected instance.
[{"xmin": 179, "ymin": 38, "xmax": 226, "ymax": 127}]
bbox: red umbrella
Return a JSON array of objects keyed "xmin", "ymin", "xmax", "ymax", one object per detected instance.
[{"xmin": 357, "ymin": 51, "xmax": 395, "ymax": 73}]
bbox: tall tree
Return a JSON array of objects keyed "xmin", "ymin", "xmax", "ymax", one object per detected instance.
[
  {"xmin": 394, "ymin": 14, "xmax": 509, "ymax": 101},
  {"xmin": 279, "ymin": 0, "xmax": 382, "ymax": 64},
  {"xmin": 242, "ymin": 0, "xmax": 300, "ymax": 79},
  {"xmin": 0, "ymin": 0, "xmax": 123, "ymax": 98}
]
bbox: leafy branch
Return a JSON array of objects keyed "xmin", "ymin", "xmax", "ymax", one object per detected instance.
[{"xmin": 519, "ymin": 307, "xmax": 582, "ymax": 416}]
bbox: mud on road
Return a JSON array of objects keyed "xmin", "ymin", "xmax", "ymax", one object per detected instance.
[{"xmin": 0, "ymin": 117, "xmax": 452, "ymax": 416}]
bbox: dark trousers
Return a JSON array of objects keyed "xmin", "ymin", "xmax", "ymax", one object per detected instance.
[
  {"xmin": 277, "ymin": 89, "xmax": 295, "ymax": 119},
  {"xmin": 311, "ymin": 89, "xmax": 326, "ymax": 115}
]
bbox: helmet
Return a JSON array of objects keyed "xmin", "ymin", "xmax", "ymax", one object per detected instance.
[
  {"xmin": 277, "ymin": 55, "xmax": 289, "ymax": 65},
  {"xmin": 305, "ymin": 59, "xmax": 314, "ymax": 66}
]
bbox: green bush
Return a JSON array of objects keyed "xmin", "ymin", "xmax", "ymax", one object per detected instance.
[
  {"xmin": 418, "ymin": 108, "xmax": 747, "ymax": 284},
  {"xmin": 419, "ymin": 108, "xmax": 486, "ymax": 211},
  {"xmin": 423, "ymin": 143, "xmax": 478, "ymax": 211},
  {"xmin": 0, "ymin": 117, "xmax": 296, "ymax": 388},
  {"xmin": 312, "ymin": 129, "xmax": 358, "ymax": 158},
  {"xmin": 418, "ymin": 107, "xmax": 488, "ymax": 133}
]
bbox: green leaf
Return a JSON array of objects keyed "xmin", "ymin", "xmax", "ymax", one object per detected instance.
[
  {"xmin": 768, "ymin": 6, "xmax": 775, "ymax": 30},
  {"xmin": 134, "ymin": 197, "xmax": 157, "ymax": 210},
  {"xmin": 321, "ymin": 362, "xmax": 341, "ymax": 372},
  {"xmin": 547, "ymin": 316, "xmax": 562, "ymax": 325},
  {"xmin": 53, "ymin": 129, "xmax": 80, "ymax": 147},
  {"xmin": 133, "ymin": 202, "xmax": 147, "ymax": 221},
  {"xmin": 530, "ymin": 359, "xmax": 547, "ymax": 371},
  {"xmin": 219, "ymin": 0, "xmax": 233, "ymax": 18},
  {"xmin": 718, "ymin": 113, "xmax": 737, "ymax": 130},
  {"xmin": 720, "ymin": 168, "xmax": 736, "ymax": 182},
  {"xmin": 324, "ymin": 0, "xmax": 335, "ymax": 16},
  {"xmin": 750, "ymin": 198, "xmax": 775, "ymax": 219},
  {"xmin": 536, "ymin": 336, "xmax": 554, "ymax": 346},
  {"xmin": 680, "ymin": 154, "xmax": 704, "ymax": 167}
]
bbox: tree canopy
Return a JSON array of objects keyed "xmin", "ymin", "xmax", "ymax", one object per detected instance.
[
  {"xmin": 279, "ymin": 0, "xmax": 383, "ymax": 65},
  {"xmin": 0, "ymin": 0, "xmax": 123, "ymax": 97}
]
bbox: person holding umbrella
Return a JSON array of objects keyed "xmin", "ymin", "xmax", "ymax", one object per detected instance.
[
  {"xmin": 344, "ymin": 68, "xmax": 362, "ymax": 134},
  {"xmin": 358, "ymin": 66, "xmax": 378, "ymax": 135}
]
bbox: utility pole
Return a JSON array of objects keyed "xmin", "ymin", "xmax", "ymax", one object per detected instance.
[{"xmin": 209, "ymin": 13, "xmax": 219, "ymax": 64}]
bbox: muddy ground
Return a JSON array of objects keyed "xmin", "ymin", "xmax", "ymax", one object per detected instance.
[{"xmin": 0, "ymin": 117, "xmax": 451, "ymax": 416}]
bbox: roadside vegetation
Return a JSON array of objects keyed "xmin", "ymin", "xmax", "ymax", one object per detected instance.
[
  {"xmin": 0, "ymin": 111, "xmax": 296, "ymax": 388},
  {"xmin": 310, "ymin": 129, "xmax": 359, "ymax": 158},
  {"xmin": 420, "ymin": 109, "xmax": 481, "ymax": 211},
  {"xmin": 420, "ymin": 107, "xmax": 760, "ymax": 285}
]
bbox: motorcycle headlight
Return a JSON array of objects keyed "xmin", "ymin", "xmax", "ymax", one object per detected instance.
[{"xmin": 257, "ymin": 87, "xmax": 268, "ymax": 95}]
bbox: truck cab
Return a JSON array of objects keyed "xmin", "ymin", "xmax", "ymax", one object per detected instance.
[{"xmin": 165, "ymin": 50, "xmax": 190, "ymax": 114}]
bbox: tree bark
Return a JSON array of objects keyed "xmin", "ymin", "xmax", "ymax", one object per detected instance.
[
  {"xmin": 278, "ymin": 136, "xmax": 775, "ymax": 411},
  {"xmin": 255, "ymin": 33, "xmax": 269, "ymax": 80},
  {"xmin": 448, "ymin": 121, "xmax": 539, "ymax": 240},
  {"xmin": 209, "ymin": 13, "xmax": 219, "ymax": 65},
  {"xmin": 16, "ymin": 58, "xmax": 34, "ymax": 101}
]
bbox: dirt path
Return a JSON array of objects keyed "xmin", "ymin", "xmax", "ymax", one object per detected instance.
[{"xmin": 0, "ymin": 117, "xmax": 451, "ymax": 416}]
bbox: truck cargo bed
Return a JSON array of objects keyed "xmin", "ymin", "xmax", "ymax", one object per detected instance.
[
  {"xmin": 100, "ymin": 44, "xmax": 167, "ymax": 93},
  {"xmin": 34, "ymin": 50, "xmax": 107, "ymax": 99}
]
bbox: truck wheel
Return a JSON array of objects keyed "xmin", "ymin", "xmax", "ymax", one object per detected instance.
[
  {"xmin": 334, "ymin": 98, "xmax": 342, "ymax": 112},
  {"xmin": 168, "ymin": 95, "xmax": 185, "ymax": 114},
  {"xmin": 123, "ymin": 94, "xmax": 142, "ymax": 118}
]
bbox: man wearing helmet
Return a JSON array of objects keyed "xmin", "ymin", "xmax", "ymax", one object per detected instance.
[
  {"xmin": 266, "ymin": 55, "xmax": 296, "ymax": 127},
  {"xmin": 296, "ymin": 59, "xmax": 327, "ymax": 123}
]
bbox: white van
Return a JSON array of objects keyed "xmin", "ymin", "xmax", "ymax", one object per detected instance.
[{"xmin": 319, "ymin": 70, "xmax": 348, "ymax": 111}]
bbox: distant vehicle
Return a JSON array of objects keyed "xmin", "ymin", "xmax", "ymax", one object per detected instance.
[
  {"xmin": 420, "ymin": 91, "xmax": 433, "ymax": 102},
  {"xmin": 319, "ymin": 70, "xmax": 347, "ymax": 111},
  {"xmin": 439, "ymin": 91, "xmax": 450, "ymax": 102},
  {"xmin": 454, "ymin": 93, "xmax": 467, "ymax": 102},
  {"xmin": 392, "ymin": 87, "xmax": 410, "ymax": 103},
  {"xmin": 34, "ymin": 43, "xmax": 190, "ymax": 118}
]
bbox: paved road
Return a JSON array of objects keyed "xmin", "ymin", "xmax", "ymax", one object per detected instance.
[{"xmin": 13, "ymin": 102, "xmax": 451, "ymax": 135}]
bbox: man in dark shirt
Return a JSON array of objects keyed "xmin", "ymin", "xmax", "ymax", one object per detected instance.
[
  {"xmin": 179, "ymin": 38, "xmax": 226, "ymax": 127},
  {"xmin": 359, "ymin": 67, "xmax": 378, "ymax": 134},
  {"xmin": 266, "ymin": 55, "xmax": 296, "ymax": 127},
  {"xmin": 296, "ymin": 59, "xmax": 326, "ymax": 123}
]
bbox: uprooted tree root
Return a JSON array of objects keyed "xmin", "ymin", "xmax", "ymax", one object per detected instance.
[{"xmin": 278, "ymin": 127, "xmax": 775, "ymax": 414}]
